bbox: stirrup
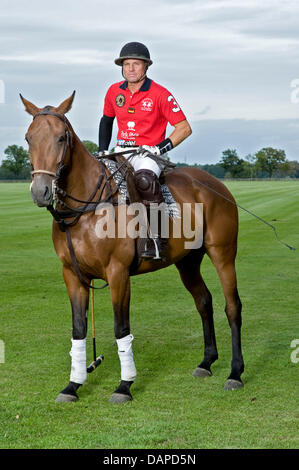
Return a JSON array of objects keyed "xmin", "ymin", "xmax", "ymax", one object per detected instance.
[{"xmin": 141, "ymin": 238, "xmax": 165, "ymax": 261}]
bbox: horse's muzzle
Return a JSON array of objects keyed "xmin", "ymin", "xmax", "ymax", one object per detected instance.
[{"xmin": 30, "ymin": 174, "xmax": 53, "ymax": 207}]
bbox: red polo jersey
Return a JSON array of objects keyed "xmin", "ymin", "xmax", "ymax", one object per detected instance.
[{"xmin": 102, "ymin": 77, "xmax": 186, "ymax": 146}]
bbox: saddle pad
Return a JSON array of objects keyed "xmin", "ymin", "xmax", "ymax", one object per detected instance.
[{"xmin": 102, "ymin": 158, "xmax": 181, "ymax": 219}]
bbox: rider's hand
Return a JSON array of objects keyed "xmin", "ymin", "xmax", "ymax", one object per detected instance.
[{"xmin": 140, "ymin": 145, "xmax": 161, "ymax": 156}]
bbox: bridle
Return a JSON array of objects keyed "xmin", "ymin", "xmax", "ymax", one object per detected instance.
[
  {"xmin": 29, "ymin": 108, "xmax": 133, "ymax": 289},
  {"xmin": 30, "ymin": 108, "xmax": 137, "ymax": 225},
  {"xmin": 31, "ymin": 108, "xmax": 73, "ymax": 181},
  {"xmin": 30, "ymin": 109, "xmax": 109, "ymax": 222},
  {"xmin": 31, "ymin": 169, "xmax": 57, "ymax": 177}
]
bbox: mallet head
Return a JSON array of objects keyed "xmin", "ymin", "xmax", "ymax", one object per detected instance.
[{"xmin": 87, "ymin": 355, "xmax": 104, "ymax": 373}]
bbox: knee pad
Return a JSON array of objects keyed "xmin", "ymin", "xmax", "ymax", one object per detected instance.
[{"xmin": 134, "ymin": 169, "xmax": 163, "ymax": 204}]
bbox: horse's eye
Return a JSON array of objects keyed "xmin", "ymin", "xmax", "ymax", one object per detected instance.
[{"xmin": 58, "ymin": 135, "xmax": 66, "ymax": 143}]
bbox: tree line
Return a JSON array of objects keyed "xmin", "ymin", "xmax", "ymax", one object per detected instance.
[
  {"xmin": 0, "ymin": 141, "xmax": 98, "ymax": 180},
  {"xmin": 1, "ymin": 141, "xmax": 299, "ymax": 179},
  {"xmin": 178, "ymin": 148, "xmax": 299, "ymax": 178}
]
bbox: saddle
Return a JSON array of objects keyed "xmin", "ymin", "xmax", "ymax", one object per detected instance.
[
  {"xmin": 98, "ymin": 152, "xmax": 180, "ymax": 217},
  {"xmin": 97, "ymin": 151, "xmax": 180, "ymax": 269}
]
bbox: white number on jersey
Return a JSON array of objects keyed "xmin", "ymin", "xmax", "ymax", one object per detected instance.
[{"xmin": 167, "ymin": 95, "xmax": 181, "ymax": 113}]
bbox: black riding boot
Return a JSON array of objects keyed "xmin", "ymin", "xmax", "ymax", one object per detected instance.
[
  {"xmin": 141, "ymin": 207, "xmax": 167, "ymax": 260},
  {"xmin": 134, "ymin": 169, "xmax": 167, "ymax": 261}
]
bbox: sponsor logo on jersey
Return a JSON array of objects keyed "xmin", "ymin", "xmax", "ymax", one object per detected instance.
[
  {"xmin": 115, "ymin": 94, "xmax": 125, "ymax": 107},
  {"xmin": 141, "ymin": 97, "xmax": 153, "ymax": 112},
  {"xmin": 120, "ymin": 121, "xmax": 139, "ymax": 140},
  {"xmin": 117, "ymin": 139, "xmax": 136, "ymax": 147},
  {"xmin": 127, "ymin": 121, "xmax": 135, "ymax": 130}
]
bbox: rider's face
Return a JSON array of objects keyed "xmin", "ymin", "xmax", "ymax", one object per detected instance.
[{"xmin": 122, "ymin": 59, "xmax": 147, "ymax": 83}]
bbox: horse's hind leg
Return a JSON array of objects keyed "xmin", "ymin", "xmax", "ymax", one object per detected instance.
[
  {"xmin": 207, "ymin": 245, "xmax": 244, "ymax": 390},
  {"xmin": 175, "ymin": 249, "xmax": 218, "ymax": 377}
]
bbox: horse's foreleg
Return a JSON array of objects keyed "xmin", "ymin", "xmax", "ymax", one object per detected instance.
[
  {"xmin": 107, "ymin": 267, "xmax": 136, "ymax": 403},
  {"xmin": 55, "ymin": 266, "xmax": 89, "ymax": 403},
  {"xmin": 207, "ymin": 245, "xmax": 244, "ymax": 390}
]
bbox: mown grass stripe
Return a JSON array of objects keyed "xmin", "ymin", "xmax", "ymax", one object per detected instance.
[{"xmin": 0, "ymin": 181, "xmax": 298, "ymax": 449}]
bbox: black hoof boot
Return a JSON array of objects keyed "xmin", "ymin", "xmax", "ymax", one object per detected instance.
[
  {"xmin": 55, "ymin": 381, "xmax": 81, "ymax": 403},
  {"xmin": 109, "ymin": 380, "xmax": 133, "ymax": 404}
]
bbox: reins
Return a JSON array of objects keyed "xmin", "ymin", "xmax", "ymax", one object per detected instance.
[
  {"xmin": 195, "ymin": 178, "xmax": 295, "ymax": 251},
  {"xmin": 31, "ymin": 108, "xmax": 294, "ymax": 294}
]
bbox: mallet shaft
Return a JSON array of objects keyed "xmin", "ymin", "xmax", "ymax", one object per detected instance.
[
  {"xmin": 87, "ymin": 279, "xmax": 105, "ymax": 373},
  {"xmin": 91, "ymin": 280, "xmax": 96, "ymax": 361}
]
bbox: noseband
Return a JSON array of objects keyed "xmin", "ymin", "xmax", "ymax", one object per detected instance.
[{"xmin": 31, "ymin": 108, "xmax": 73, "ymax": 179}]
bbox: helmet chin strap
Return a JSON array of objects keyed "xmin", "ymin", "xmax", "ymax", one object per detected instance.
[{"xmin": 136, "ymin": 72, "xmax": 147, "ymax": 83}]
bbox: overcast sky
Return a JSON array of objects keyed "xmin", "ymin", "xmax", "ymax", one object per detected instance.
[{"xmin": 1, "ymin": 0, "xmax": 299, "ymax": 163}]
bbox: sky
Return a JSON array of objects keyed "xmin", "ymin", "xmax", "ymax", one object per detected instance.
[{"xmin": 1, "ymin": 0, "xmax": 299, "ymax": 164}]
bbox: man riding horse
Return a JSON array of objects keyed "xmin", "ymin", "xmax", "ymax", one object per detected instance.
[
  {"xmin": 21, "ymin": 87, "xmax": 245, "ymax": 402},
  {"xmin": 98, "ymin": 42, "xmax": 192, "ymax": 260}
]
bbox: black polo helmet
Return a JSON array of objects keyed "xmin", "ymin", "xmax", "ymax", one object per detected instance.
[{"xmin": 114, "ymin": 42, "xmax": 153, "ymax": 66}]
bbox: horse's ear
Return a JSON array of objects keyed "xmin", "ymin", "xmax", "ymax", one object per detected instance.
[
  {"xmin": 55, "ymin": 91, "xmax": 76, "ymax": 115},
  {"xmin": 19, "ymin": 94, "xmax": 41, "ymax": 116}
]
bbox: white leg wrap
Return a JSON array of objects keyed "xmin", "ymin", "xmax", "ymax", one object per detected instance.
[
  {"xmin": 69, "ymin": 338, "xmax": 87, "ymax": 384},
  {"xmin": 116, "ymin": 334, "xmax": 137, "ymax": 381}
]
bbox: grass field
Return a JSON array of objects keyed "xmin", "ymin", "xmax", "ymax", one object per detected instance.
[{"xmin": 0, "ymin": 180, "xmax": 298, "ymax": 449}]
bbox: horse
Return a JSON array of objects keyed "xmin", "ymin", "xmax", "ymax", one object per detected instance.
[{"xmin": 20, "ymin": 91, "xmax": 244, "ymax": 403}]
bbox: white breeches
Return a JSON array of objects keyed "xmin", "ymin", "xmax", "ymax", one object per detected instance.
[
  {"xmin": 116, "ymin": 334, "xmax": 137, "ymax": 382},
  {"xmin": 114, "ymin": 146, "xmax": 161, "ymax": 177},
  {"xmin": 69, "ymin": 338, "xmax": 87, "ymax": 384}
]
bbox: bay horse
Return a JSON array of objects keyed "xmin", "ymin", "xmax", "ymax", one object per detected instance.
[{"xmin": 20, "ymin": 92, "xmax": 244, "ymax": 403}]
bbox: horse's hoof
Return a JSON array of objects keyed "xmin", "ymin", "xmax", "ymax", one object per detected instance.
[
  {"xmin": 224, "ymin": 379, "xmax": 243, "ymax": 391},
  {"xmin": 192, "ymin": 367, "xmax": 212, "ymax": 378},
  {"xmin": 109, "ymin": 392, "xmax": 132, "ymax": 404},
  {"xmin": 55, "ymin": 393, "xmax": 78, "ymax": 403}
]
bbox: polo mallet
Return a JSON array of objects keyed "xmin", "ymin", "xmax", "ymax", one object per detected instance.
[{"xmin": 87, "ymin": 280, "xmax": 104, "ymax": 373}]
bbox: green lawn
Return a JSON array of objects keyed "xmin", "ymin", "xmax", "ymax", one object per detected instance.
[{"xmin": 0, "ymin": 180, "xmax": 298, "ymax": 449}]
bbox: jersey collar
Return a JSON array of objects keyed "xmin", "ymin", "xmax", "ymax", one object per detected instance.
[{"xmin": 119, "ymin": 77, "xmax": 152, "ymax": 91}]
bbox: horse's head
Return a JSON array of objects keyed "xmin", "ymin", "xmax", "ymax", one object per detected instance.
[{"xmin": 20, "ymin": 91, "xmax": 76, "ymax": 207}]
